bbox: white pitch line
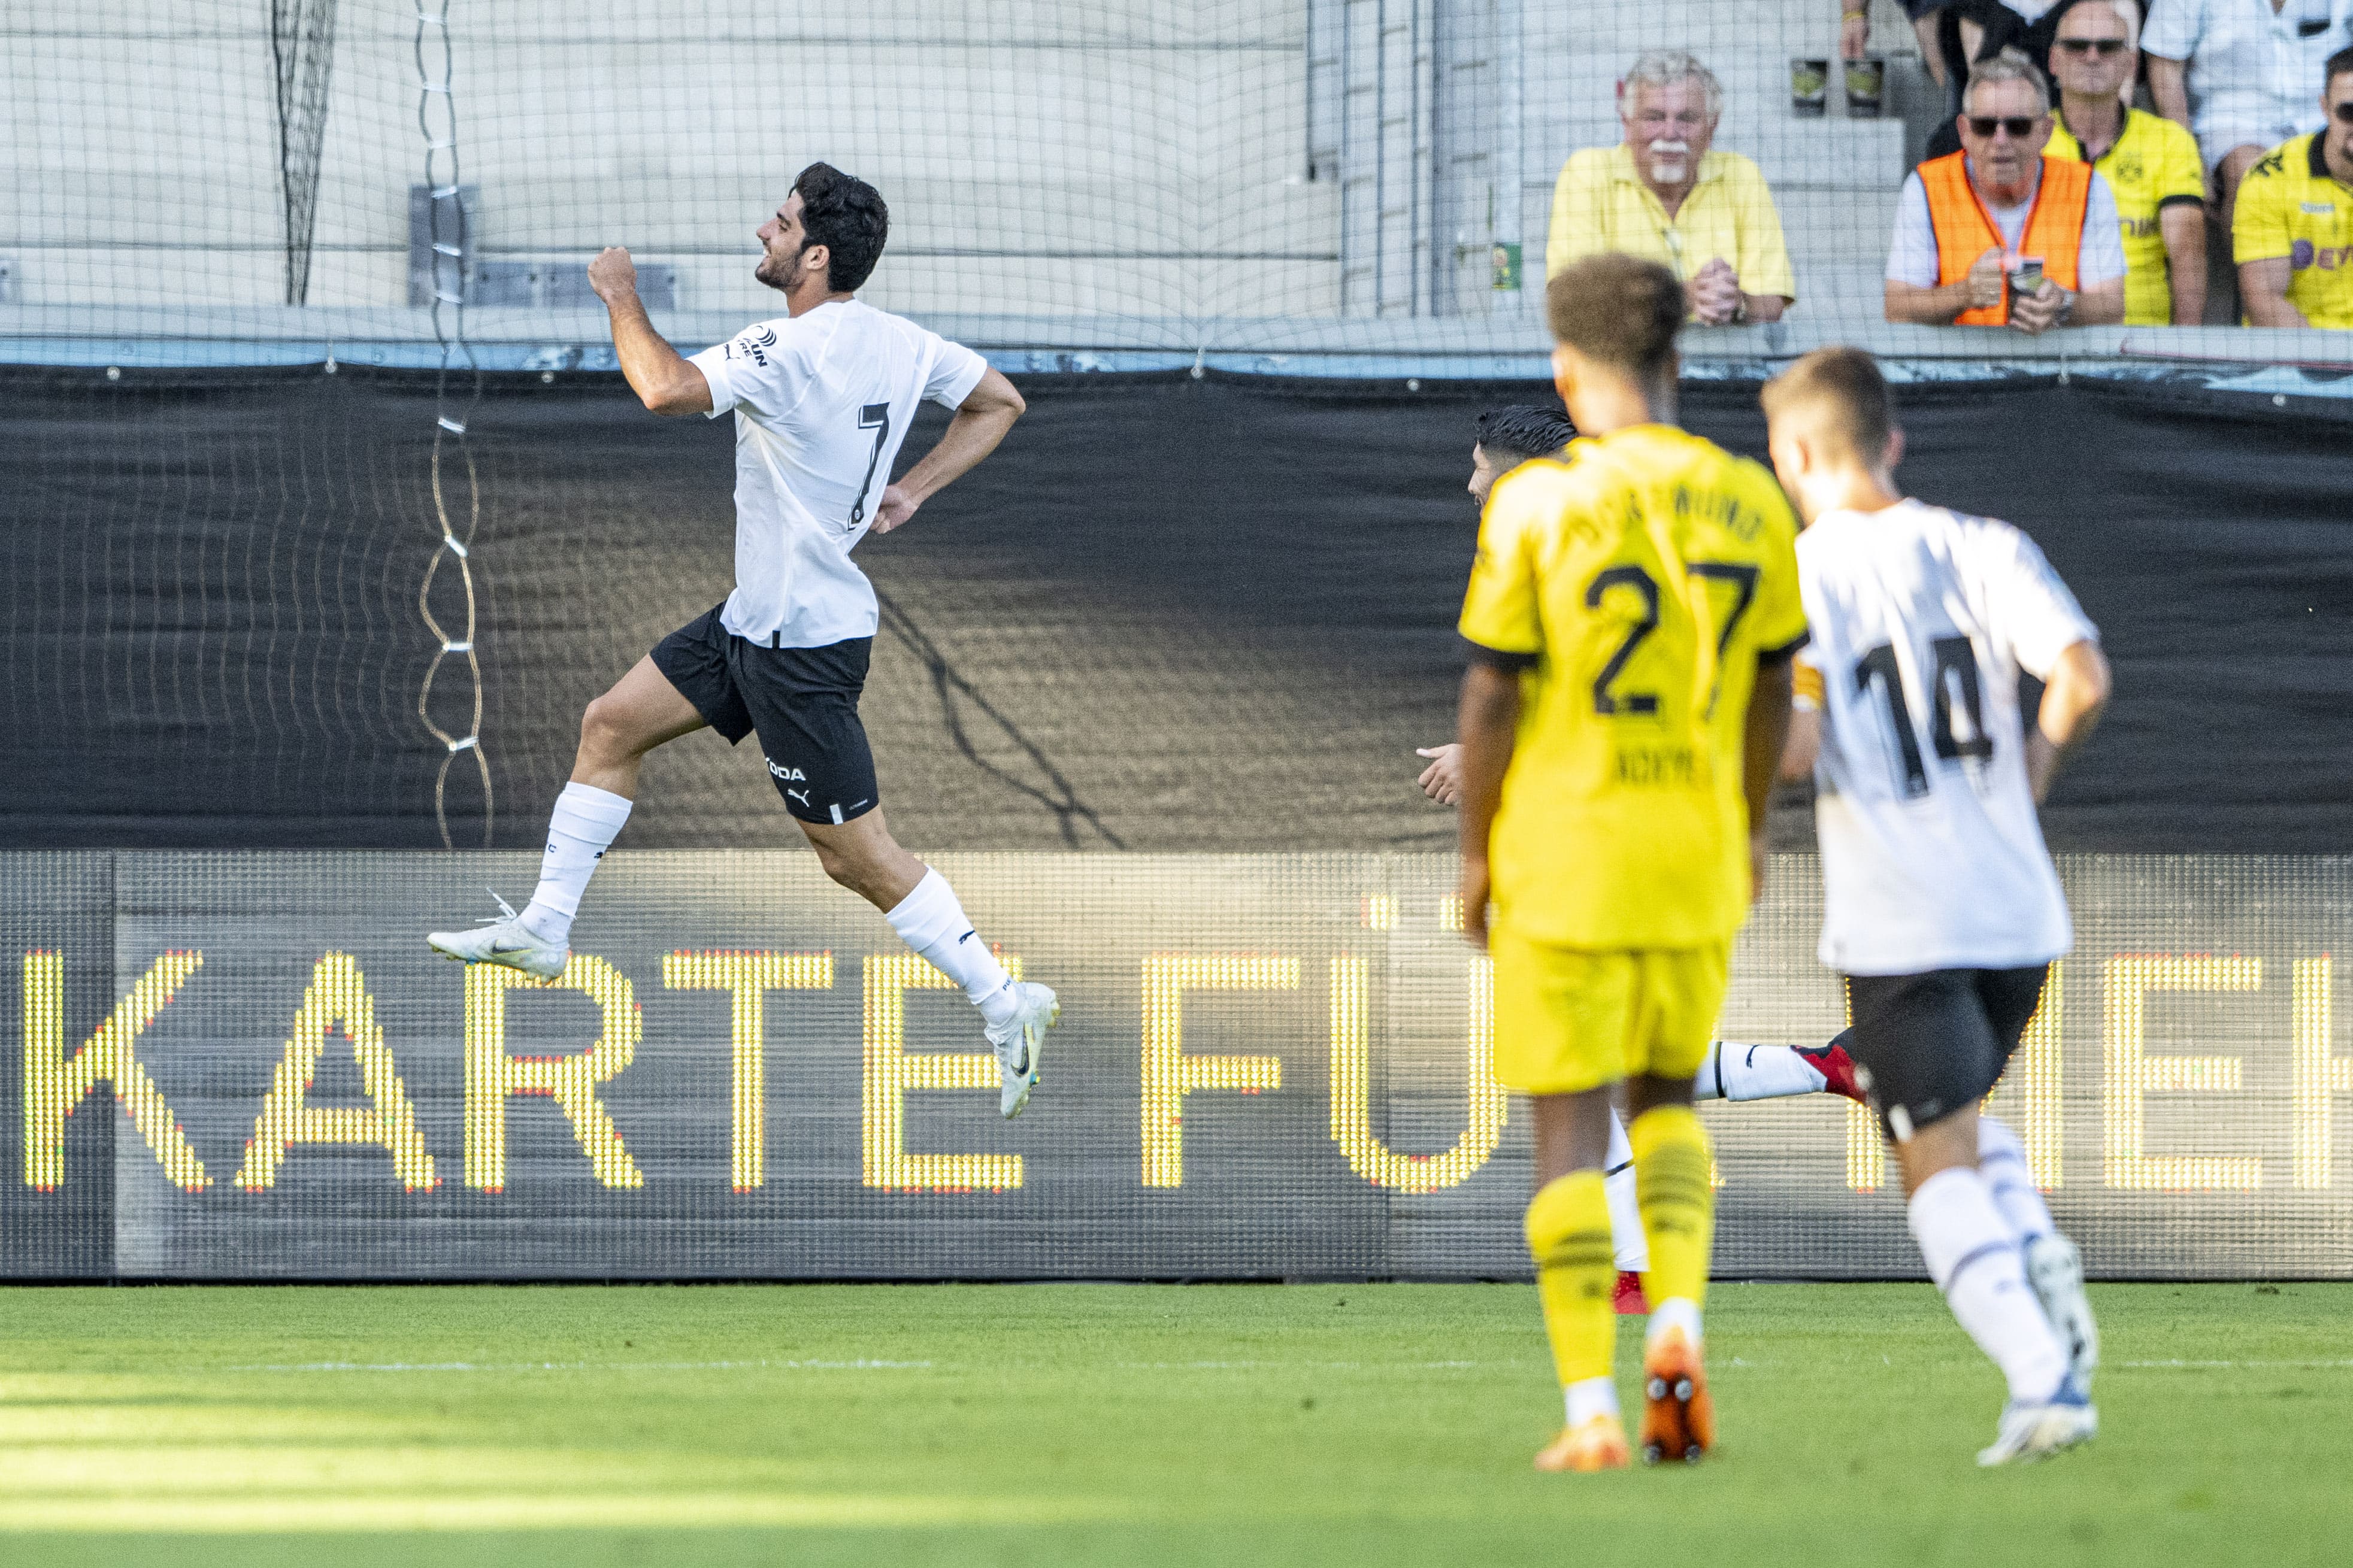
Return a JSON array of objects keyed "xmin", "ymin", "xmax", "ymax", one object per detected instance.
[
  {"xmin": 2119, "ymin": 1358, "xmax": 2353, "ymax": 1370},
  {"xmin": 220, "ymin": 1358, "xmax": 933, "ymax": 1374},
  {"xmin": 1114, "ymin": 1360, "xmax": 1488, "ymax": 1371}
]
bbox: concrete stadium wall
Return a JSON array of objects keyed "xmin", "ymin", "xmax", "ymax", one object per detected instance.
[
  {"xmin": 4, "ymin": 0, "xmax": 1928, "ymax": 327},
  {"xmin": 5, "ymin": 1, "xmax": 1336, "ymax": 321}
]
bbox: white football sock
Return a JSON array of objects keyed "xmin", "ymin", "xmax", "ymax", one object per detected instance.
[
  {"xmin": 1604, "ymin": 1111, "xmax": 1649, "ymax": 1272},
  {"xmin": 1565, "ymin": 1375, "xmax": 1621, "ymax": 1428},
  {"xmin": 885, "ymin": 869, "xmax": 1020, "ymax": 1029},
  {"xmin": 519, "ymin": 782, "xmax": 633, "ymax": 944},
  {"xmin": 1694, "ymin": 1041, "xmax": 1828, "ymax": 1102},
  {"xmin": 1909, "ymin": 1166, "xmax": 2069, "ymax": 1404},
  {"xmin": 1645, "ymin": 1296, "xmax": 1702, "ymax": 1349},
  {"xmin": 1977, "ymin": 1117, "xmax": 2056, "ymax": 1243}
]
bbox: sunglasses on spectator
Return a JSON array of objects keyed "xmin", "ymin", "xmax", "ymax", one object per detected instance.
[
  {"xmin": 2055, "ymin": 38, "xmax": 2129, "ymax": 55},
  {"xmin": 1966, "ymin": 115, "xmax": 2043, "ymax": 137},
  {"xmin": 2335, "ymin": 101, "xmax": 2353, "ymax": 123}
]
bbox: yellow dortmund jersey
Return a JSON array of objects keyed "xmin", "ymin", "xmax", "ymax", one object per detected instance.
[
  {"xmin": 2050, "ymin": 108, "xmax": 2206, "ymax": 326},
  {"xmin": 1458, "ymin": 424, "xmax": 1807, "ymax": 950},
  {"xmin": 2234, "ymin": 134, "xmax": 2353, "ymax": 329}
]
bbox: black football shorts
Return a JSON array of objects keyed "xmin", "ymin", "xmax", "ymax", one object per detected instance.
[
  {"xmin": 1843, "ymin": 965, "xmax": 2051, "ymax": 1142},
  {"xmin": 651, "ymin": 604, "xmax": 880, "ymax": 827}
]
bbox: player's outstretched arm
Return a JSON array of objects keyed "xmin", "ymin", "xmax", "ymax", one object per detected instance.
[
  {"xmin": 1453, "ymin": 663, "xmax": 1521, "ymax": 948},
  {"xmin": 871, "ymin": 369, "xmax": 1026, "ymax": 535},
  {"xmin": 2024, "ymin": 639, "xmax": 2110, "ymax": 803},
  {"xmin": 589, "ymin": 247, "xmax": 712, "ymax": 417}
]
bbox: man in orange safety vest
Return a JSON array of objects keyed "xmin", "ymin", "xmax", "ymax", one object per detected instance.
[{"xmin": 1885, "ymin": 51, "xmax": 2128, "ymax": 333}]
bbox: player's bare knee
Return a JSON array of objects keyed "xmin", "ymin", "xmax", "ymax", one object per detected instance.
[
  {"xmin": 807, "ymin": 835, "xmax": 880, "ymax": 898},
  {"xmin": 577, "ymin": 693, "xmax": 641, "ymax": 766}
]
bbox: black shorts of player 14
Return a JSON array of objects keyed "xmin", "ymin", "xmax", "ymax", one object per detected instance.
[
  {"xmin": 426, "ymin": 162, "xmax": 1056, "ymax": 1119},
  {"xmin": 1845, "ymin": 966, "xmax": 2048, "ymax": 1142}
]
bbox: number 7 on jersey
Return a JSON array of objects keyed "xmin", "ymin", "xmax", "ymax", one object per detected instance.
[{"xmin": 850, "ymin": 402, "xmax": 891, "ymax": 527}]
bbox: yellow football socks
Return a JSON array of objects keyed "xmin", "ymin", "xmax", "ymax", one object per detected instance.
[
  {"xmin": 1630, "ymin": 1105, "xmax": 1715, "ymax": 1314},
  {"xmin": 1524, "ymin": 1171, "xmax": 1618, "ymax": 1387}
]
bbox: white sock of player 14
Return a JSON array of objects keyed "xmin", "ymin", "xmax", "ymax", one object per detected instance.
[
  {"xmin": 519, "ymin": 782, "xmax": 634, "ymax": 945},
  {"xmin": 1976, "ymin": 1116, "xmax": 2056, "ymax": 1243},
  {"xmin": 1604, "ymin": 1112, "xmax": 1650, "ymax": 1273},
  {"xmin": 885, "ymin": 869, "xmax": 1022, "ymax": 1030},
  {"xmin": 1693, "ymin": 1042, "xmax": 1827, "ymax": 1102},
  {"xmin": 1909, "ymin": 1165, "xmax": 2070, "ymax": 1404}
]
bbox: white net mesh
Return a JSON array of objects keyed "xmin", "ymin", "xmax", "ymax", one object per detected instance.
[{"xmin": 9, "ymin": 1, "xmax": 2348, "ymax": 361}]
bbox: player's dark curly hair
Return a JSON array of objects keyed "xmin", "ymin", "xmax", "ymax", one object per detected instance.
[
  {"xmin": 1474, "ymin": 405, "xmax": 1575, "ymax": 467},
  {"xmin": 792, "ymin": 162, "xmax": 889, "ymax": 292}
]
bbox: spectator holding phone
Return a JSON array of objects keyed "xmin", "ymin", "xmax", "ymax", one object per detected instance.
[{"xmin": 1885, "ymin": 51, "xmax": 2128, "ymax": 331}]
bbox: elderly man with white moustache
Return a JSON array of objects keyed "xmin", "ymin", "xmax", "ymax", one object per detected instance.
[{"xmin": 1546, "ymin": 50, "xmax": 1798, "ymax": 324}]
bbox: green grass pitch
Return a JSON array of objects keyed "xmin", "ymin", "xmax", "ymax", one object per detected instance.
[{"xmin": 0, "ymin": 1281, "xmax": 2343, "ymax": 1566}]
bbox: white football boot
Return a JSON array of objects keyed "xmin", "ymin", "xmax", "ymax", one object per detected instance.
[
  {"xmin": 985, "ymin": 981, "xmax": 1058, "ymax": 1119},
  {"xmin": 2024, "ymin": 1232, "xmax": 2100, "ymax": 1392},
  {"xmin": 426, "ymin": 892, "xmax": 567, "ymax": 980},
  {"xmin": 1977, "ymin": 1374, "xmax": 2097, "ymax": 1467}
]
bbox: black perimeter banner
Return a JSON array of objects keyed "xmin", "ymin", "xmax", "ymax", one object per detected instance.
[{"xmin": 1, "ymin": 367, "xmax": 2347, "ymax": 854}]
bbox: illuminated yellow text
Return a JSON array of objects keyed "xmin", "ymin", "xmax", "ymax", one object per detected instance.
[
  {"xmin": 2293, "ymin": 956, "xmax": 2347, "ymax": 1189},
  {"xmin": 1141, "ymin": 953, "xmax": 1295, "ymax": 1187},
  {"xmin": 465, "ymin": 957, "xmax": 645, "ymax": 1191},
  {"xmin": 861, "ymin": 952, "xmax": 1024, "ymax": 1192},
  {"xmin": 1328, "ymin": 954, "xmax": 1505, "ymax": 1191},
  {"xmin": 662, "ymin": 950, "xmax": 834, "ymax": 1191},
  {"xmin": 21, "ymin": 949, "xmax": 208, "ymax": 1192},
  {"xmin": 2013, "ymin": 968, "xmax": 2064, "ymax": 1188},
  {"xmin": 2103, "ymin": 954, "xmax": 2262, "ymax": 1191},
  {"xmin": 233, "ymin": 952, "xmax": 436, "ymax": 1191}
]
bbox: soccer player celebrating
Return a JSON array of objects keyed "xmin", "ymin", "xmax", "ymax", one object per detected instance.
[
  {"xmin": 1761, "ymin": 347, "xmax": 2109, "ymax": 1465},
  {"xmin": 1455, "ymin": 256, "xmax": 1808, "ymax": 1472},
  {"xmin": 1424, "ymin": 404, "xmax": 1863, "ymax": 1318},
  {"xmin": 427, "ymin": 163, "xmax": 1059, "ymax": 1118}
]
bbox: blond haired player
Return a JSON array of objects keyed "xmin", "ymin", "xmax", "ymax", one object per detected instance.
[
  {"xmin": 1455, "ymin": 254, "xmax": 1806, "ymax": 1472},
  {"xmin": 1763, "ymin": 347, "xmax": 2109, "ymax": 1465}
]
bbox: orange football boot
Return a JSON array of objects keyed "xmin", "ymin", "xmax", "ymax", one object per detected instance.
[
  {"xmin": 1533, "ymin": 1412, "xmax": 1631, "ymax": 1473},
  {"xmin": 1639, "ymin": 1327, "xmax": 1715, "ymax": 1464}
]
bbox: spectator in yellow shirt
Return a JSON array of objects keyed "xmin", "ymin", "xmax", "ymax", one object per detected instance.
[
  {"xmin": 1546, "ymin": 51, "xmax": 1797, "ymax": 324},
  {"xmin": 2046, "ymin": 0, "xmax": 2209, "ymax": 324},
  {"xmin": 2234, "ymin": 46, "xmax": 2353, "ymax": 327}
]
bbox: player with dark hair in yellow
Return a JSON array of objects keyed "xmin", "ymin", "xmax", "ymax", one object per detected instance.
[{"xmin": 1454, "ymin": 253, "xmax": 1806, "ymax": 1472}]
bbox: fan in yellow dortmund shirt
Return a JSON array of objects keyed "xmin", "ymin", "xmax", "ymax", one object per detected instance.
[
  {"xmin": 2045, "ymin": 0, "xmax": 2210, "ymax": 325},
  {"xmin": 2049, "ymin": 108, "xmax": 2207, "ymax": 325},
  {"xmin": 2234, "ymin": 116, "xmax": 2353, "ymax": 329},
  {"xmin": 1453, "ymin": 254, "xmax": 1805, "ymax": 1476}
]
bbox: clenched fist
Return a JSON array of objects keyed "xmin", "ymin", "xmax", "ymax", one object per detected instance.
[{"xmin": 588, "ymin": 247, "xmax": 638, "ymax": 304}]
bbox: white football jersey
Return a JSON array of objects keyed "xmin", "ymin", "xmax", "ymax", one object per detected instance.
[
  {"xmin": 1796, "ymin": 499, "xmax": 2098, "ymax": 976},
  {"xmin": 689, "ymin": 300, "xmax": 987, "ymax": 649}
]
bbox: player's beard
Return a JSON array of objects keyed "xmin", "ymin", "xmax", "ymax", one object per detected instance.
[
  {"xmin": 1647, "ymin": 139, "xmax": 1691, "ymax": 185},
  {"xmin": 755, "ymin": 245, "xmax": 808, "ymax": 294}
]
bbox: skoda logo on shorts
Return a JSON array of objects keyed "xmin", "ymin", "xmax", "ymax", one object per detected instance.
[{"xmin": 765, "ymin": 757, "xmax": 806, "ymax": 783}]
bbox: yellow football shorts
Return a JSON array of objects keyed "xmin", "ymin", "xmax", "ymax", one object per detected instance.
[{"xmin": 1488, "ymin": 930, "xmax": 1731, "ymax": 1096}]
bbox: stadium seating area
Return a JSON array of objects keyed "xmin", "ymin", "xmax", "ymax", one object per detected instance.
[{"xmin": 5, "ymin": 1, "xmax": 2345, "ymax": 348}]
